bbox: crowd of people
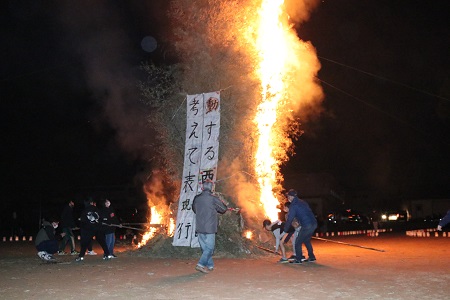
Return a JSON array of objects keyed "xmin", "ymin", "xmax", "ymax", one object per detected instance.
[
  {"xmin": 35, "ymin": 198, "xmax": 121, "ymax": 262},
  {"xmin": 35, "ymin": 185, "xmax": 450, "ymax": 272}
]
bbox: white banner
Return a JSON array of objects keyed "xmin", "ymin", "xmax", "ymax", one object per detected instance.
[{"xmin": 172, "ymin": 91, "xmax": 221, "ymax": 247}]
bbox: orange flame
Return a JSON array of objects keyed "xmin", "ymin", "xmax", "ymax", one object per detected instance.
[
  {"xmin": 137, "ymin": 207, "xmax": 161, "ymax": 248},
  {"xmin": 137, "ymin": 175, "xmax": 173, "ymax": 248},
  {"xmin": 168, "ymin": 217, "xmax": 175, "ymax": 236},
  {"xmin": 252, "ymin": 0, "xmax": 320, "ymax": 221}
]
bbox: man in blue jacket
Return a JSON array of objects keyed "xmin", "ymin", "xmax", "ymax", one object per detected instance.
[{"xmin": 283, "ymin": 189, "xmax": 317, "ymax": 264}]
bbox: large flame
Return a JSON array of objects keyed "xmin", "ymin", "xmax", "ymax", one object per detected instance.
[
  {"xmin": 253, "ymin": 0, "xmax": 318, "ymax": 220},
  {"xmin": 136, "ymin": 174, "xmax": 174, "ymax": 248},
  {"xmin": 138, "ymin": 0, "xmax": 322, "ymax": 246}
]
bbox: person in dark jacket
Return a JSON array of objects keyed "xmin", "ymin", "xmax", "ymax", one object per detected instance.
[
  {"xmin": 75, "ymin": 199, "xmax": 111, "ymax": 262},
  {"xmin": 192, "ymin": 180, "xmax": 228, "ymax": 273},
  {"xmin": 100, "ymin": 198, "xmax": 120, "ymax": 258},
  {"xmin": 283, "ymin": 189, "xmax": 317, "ymax": 264},
  {"xmin": 437, "ymin": 209, "xmax": 450, "ymax": 231},
  {"xmin": 58, "ymin": 200, "xmax": 79, "ymax": 255},
  {"xmin": 35, "ymin": 218, "xmax": 63, "ymax": 261}
]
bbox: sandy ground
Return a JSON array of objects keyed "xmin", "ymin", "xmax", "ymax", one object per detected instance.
[{"xmin": 0, "ymin": 233, "xmax": 449, "ymax": 300}]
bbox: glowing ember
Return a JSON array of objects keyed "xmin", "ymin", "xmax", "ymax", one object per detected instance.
[
  {"xmin": 245, "ymin": 230, "xmax": 253, "ymax": 240},
  {"xmin": 168, "ymin": 217, "xmax": 175, "ymax": 237}
]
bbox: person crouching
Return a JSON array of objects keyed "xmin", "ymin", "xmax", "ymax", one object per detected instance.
[{"xmin": 35, "ymin": 217, "xmax": 62, "ymax": 261}]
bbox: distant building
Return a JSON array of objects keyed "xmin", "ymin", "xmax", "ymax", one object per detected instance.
[
  {"xmin": 405, "ymin": 198, "xmax": 450, "ymax": 220},
  {"xmin": 283, "ymin": 172, "xmax": 344, "ymax": 218}
]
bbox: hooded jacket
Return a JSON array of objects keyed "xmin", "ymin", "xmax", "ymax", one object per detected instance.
[{"xmin": 35, "ymin": 220, "xmax": 57, "ymax": 246}]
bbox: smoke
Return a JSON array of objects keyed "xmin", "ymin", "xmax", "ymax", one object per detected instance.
[
  {"xmin": 284, "ymin": 0, "xmax": 321, "ymax": 24},
  {"xmin": 57, "ymin": 1, "xmax": 155, "ymax": 167},
  {"xmin": 218, "ymin": 159, "xmax": 266, "ymax": 226},
  {"xmin": 142, "ymin": 170, "xmax": 176, "ymax": 215},
  {"xmin": 163, "ymin": 0, "xmax": 325, "ymax": 225},
  {"xmin": 282, "ymin": 0, "xmax": 324, "ymax": 122}
]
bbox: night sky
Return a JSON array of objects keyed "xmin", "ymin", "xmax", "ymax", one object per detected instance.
[
  {"xmin": 2, "ymin": 0, "xmax": 449, "ymax": 214},
  {"xmin": 291, "ymin": 0, "xmax": 450, "ymax": 200}
]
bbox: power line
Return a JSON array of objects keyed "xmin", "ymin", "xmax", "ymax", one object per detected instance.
[
  {"xmin": 318, "ymin": 56, "xmax": 450, "ymax": 103},
  {"xmin": 317, "ymin": 77, "xmax": 450, "ymax": 148}
]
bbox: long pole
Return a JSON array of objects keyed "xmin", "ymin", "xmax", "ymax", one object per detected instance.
[
  {"xmin": 256, "ymin": 245, "xmax": 281, "ymax": 255},
  {"xmin": 312, "ymin": 236, "xmax": 385, "ymax": 252},
  {"xmin": 102, "ymin": 223, "xmax": 164, "ymax": 231},
  {"xmin": 101, "ymin": 223, "xmax": 148, "ymax": 232}
]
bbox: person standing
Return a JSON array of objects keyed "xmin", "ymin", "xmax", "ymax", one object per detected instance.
[
  {"xmin": 81, "ymin": 200, "xmax": 98, "ymax": 255},
  {"xmin": 75, "ymin": 199, "xmax": 112, "ymax": 262},
  {"xmin": 192, "ymin": 180, "xmax": 228, "ymax": 273},
  {"xmin": 284, "ymin": 189, "xmax": 317, "ymax": 264},
  {"xmin": 100, "ymin": 198, "xmax": 120, "ymax": 258},
  {"xmin": 58, "ymin": 200, "xmax": 79, "ymax": 255}
]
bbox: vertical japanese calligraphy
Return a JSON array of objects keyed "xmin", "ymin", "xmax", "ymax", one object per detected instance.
[{"xmin": 172, "ymin": 91, "xmax": 221, "ymax": 247}]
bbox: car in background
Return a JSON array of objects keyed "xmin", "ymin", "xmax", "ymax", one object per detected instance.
[
  {"xmin": 380, "ymin": 210, "xmax": 409, "ymax": 222},
  {"xmin": 326, "ymin": 209, "xmax": 371, "ymax": 231}
]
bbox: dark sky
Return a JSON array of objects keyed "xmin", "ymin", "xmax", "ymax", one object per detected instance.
[
  {"xmin": 287, "ymin": 0, "xmax": 450, "ymax": 200},
  {"xmin": 1, "ymin": 1, "xmax": 449, "ymax": 211},
  {"xmin": 1, "ymin": 1, "xmax": 166, "ymax": 206}
]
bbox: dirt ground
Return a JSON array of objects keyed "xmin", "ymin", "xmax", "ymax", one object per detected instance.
[{"xmin": 0, "ymin": 233, "xmax": 448, "ymax": 300}]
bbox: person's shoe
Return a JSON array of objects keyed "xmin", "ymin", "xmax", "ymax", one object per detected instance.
[
  {"xmin": 195, "ymin": 265, "xmax": 209, "ymax": 274},
  {"xmin": 278, "ymin": 258, "xmax": 289, "ymax": 263},
  {"xmin": 288, "ymin": 255, "xmax": 296, "ymax": 260},
  {"xmin": 57, "ymin": 251, "xmax": 67, "ymax": 255},
  {"xmin": 43, "ymin": 253, "xmax": 55, "ymax": 261},
  {"xmin": 103, "ymin": 255, "xmax": 113, "ymax": 260},
  {"xmin": 110, "ymin": 254, "xmax": 117, "ymax": 258},
  {"xmin": 306, "ymin": 257, "xmax": 317, "ymax": 262},
  {"xmin": 86, "ymin": 250, "xmax": 97, "ymax": 255},
  {"xmin": 70, "ymin": 250, "xmax": 79, "ymax": 255},
  {"xmin": 207, "ymin": 267, "xmax": 214, "ymax": 271},
  {"xmin": 37, "ymin": 251, "xmax": 46, "ymax": 259},
  {"xmin": 75, "ymin": 256, "xmax": 84, "ymax": 262},
  {"xmin": 290, "ymin": 260, "xmax": 302, "ymax": 264}
]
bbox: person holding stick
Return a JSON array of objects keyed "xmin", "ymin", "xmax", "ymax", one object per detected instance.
[
  {"xmin": 192, "ymin": 180, "xmax": 228, "ymax": 274},
  {"xmin": 284, "ymin": 189, "xmax": 317, "ymax": 264},
  {"xmin": 262, "ymin": 202, "xmax": 298, "ymax": 263},
  {"xmin": 75, "ymin": 199, "xmax": 112, "ymax": 262},
  {"xmin": 58, "ymin": 200, "xmax": 79, "ymax": 255},
  {"xmin": 100, "ymin": 198, "xmax": 120, "ymax": 258}
]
